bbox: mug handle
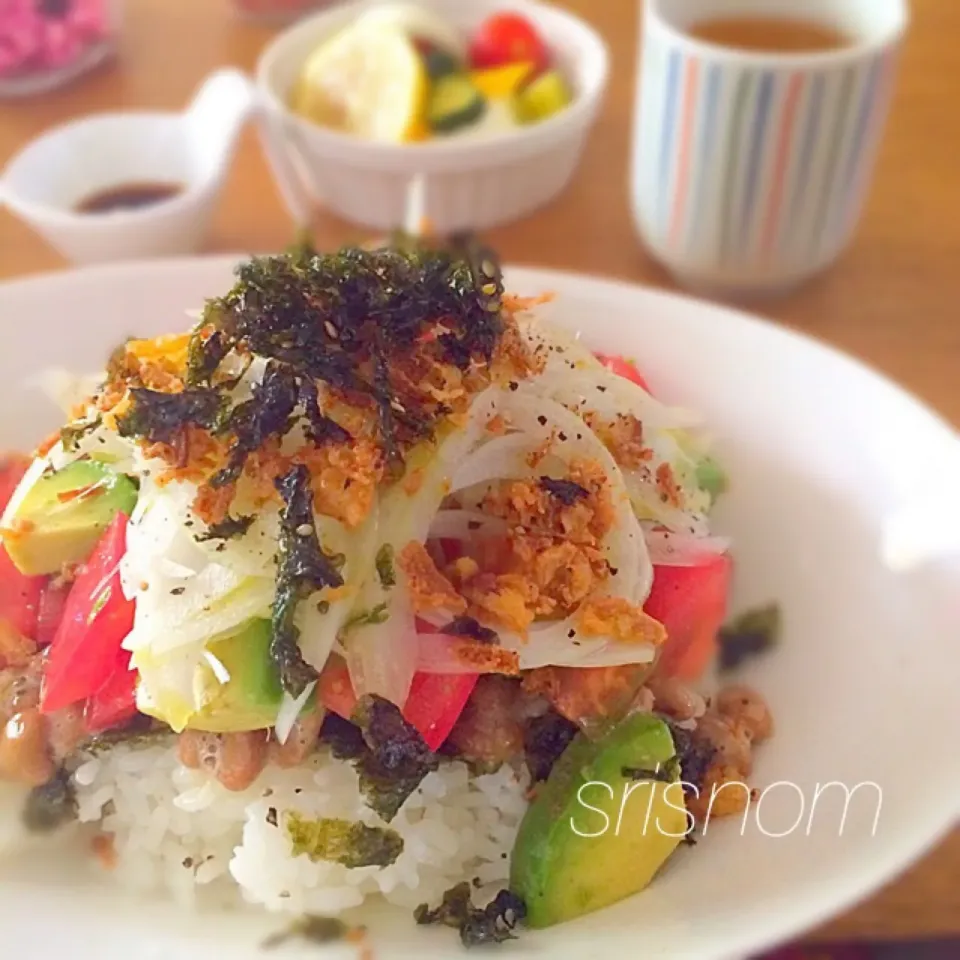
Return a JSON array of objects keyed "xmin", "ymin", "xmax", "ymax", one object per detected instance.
[{"xmin": 254, "ymin": 98, "xmax": 316, "ymax": 227}]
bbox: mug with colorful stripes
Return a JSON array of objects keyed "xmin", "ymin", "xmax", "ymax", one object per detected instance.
[{"xmin": 632, "ymin": 0, "xmax": 909, "ymax": 295}]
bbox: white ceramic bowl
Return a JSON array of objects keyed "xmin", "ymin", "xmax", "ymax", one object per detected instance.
[
  {"xmin": 254, "ymin": 0, "xmax": 609, "ymax": 232},
  {"xmin": 1, "ymin": 258, "xmax": 959, "ymax": 960}
]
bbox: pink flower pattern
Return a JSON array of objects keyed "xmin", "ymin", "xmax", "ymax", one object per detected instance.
[{"xmin": 0, "ymin": 0, "xmax": 110, "ymax": 78}]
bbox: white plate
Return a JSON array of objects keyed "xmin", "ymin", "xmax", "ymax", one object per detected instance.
[{"xmin": 1, "ymin": 259, "xmax": 959, "ymax": 960}]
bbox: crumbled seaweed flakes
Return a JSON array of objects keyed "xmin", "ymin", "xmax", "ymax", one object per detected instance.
[
  {"xmin": 60, "ymin": 414, "xmax": 102, "ymax": 453},
  {"xmin": 189, "ymin": 245, "xmax": 504, "ymax": 471},
  {"xmin": 116, "ymin": 387, "xmax": 228, "ymax": 445},
  {"xmin": 523, "ymin": 710, "xmax": 578, "ymax": 783},
  {"xmin": 185, "ymin": 327, "xmax": 228, "ymax": 387},
  {"xmin": 261, "ymin": 914, "xmax": 361, "ymax": 951},
  {"xmin": 439, "ymin": 615, "xmax": 498, "ymax": 644},
  {"xmin": 665, "ymin": 719, "xmax": 716, "ymax": 795},
  {"xmin": 539, "ymin": 476, "xmax": 589, "ymax": 505},
  {"xmin": 272, "ymin": 465, "xmax": 345, "ymax": 697},
  {"xmin": 352, "ymin": 694, "xmax": 439, "ymax": 822},
  {"xmin": 195, "ymin": 513, "xmax": 254, "ymax": 542},
  {"xmin": 297, "ymin": 376, "xmax": 352, "ymax": 446},
  {"xmin": 286, "ymin": 812, "xmax": 403, "ymax": 868},
  {"xmin": 375, "ymin": 543, "xmax": 396, "ymax": 589},
  {"xmin": 22, "ymin": 769, "xmax": 76, "ymax": 833},
  {"xmin": 718, "ymin": 603, "xmax": 781, "ymax": 672},
  {"xmin": 210, "ymin": 361, "xmax": 299, "ymax": 488},
  {"xmin": 415, "ymin": 882, "xmax": 526, "ymax": 948}
]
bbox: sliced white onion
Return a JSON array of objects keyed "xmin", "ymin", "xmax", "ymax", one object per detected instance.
[
  {"xmin": 415, "ymin": 632, "xmax": 514, "ymax": 675},
  {"xmin": 644, "ymin": 528, "xmax": 732, "ymax": 565},
  {"xmin": 274, "ymin": 681, "xmax": 317, "ymax": 746},
  {"xmin": 428, "ymin": 509, "xmax": 508, "ymax": 540}
]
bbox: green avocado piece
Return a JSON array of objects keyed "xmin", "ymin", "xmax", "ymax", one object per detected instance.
[
  {"xmin": 189, "ymin": 619, "xmax": 318, "ymax": 733},
  {"xmin": 428, "ymin": 74, "xmax": 486, "ymax": 134},
  {"xmin": 3, "ymin": 460, "xmax": 137, "ymax": 576},
  {"xmin": 510, "ymin": 713, "xmax": 688, "ymax": 928}
]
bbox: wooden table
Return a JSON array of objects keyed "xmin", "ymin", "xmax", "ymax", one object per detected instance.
[{"xmin": 2, "ymin": 0, "xmax": 959, "ymax": 944}]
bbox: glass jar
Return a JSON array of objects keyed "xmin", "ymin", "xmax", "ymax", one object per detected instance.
[
  {"xmin": 229, "ymin": 0, "xmax": 333, "ymax": 25},
  {"xmin": 0, "ymin": 0, "xmax": 120, "ymax": 98}
]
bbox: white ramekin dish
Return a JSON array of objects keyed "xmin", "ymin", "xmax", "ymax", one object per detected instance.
[{"xmin": 254, "ymin": 0, "xmax": 610, "ymax": 233}]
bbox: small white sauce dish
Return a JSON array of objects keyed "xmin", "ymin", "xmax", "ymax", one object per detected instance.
[
  {"xmin": 0, "ymin": 69, "xmax": 254, "ymax": 265},
  {"xmin": 255, "ymin": 0, "xmax": 610, "ymax": 233}
]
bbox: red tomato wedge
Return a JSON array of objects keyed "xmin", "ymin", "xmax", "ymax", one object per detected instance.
[
  {"xmin": 84, "ymin": 653, "xmax": 138, "ymax": 733},
  {"xmin": 595, "ymin": 352, "xmax": 652, "ymax": 393},
  {"xmin": 41, "ymin": 514, "xmax": 135, "ymax": 714},
  {"xmin": 0, "ymin": 549, "xmax": 42, "ymax": 643},
  {"xmin": 317, "ymin": 655, "xmax": 478, "ymax": 751},
  {"xmin": 35, "ymin": 578, "xmax": 71, "ymax": 649},
  {"xmin": 469, "ymin": 12, "xmax": 550, "ymax": 72},
  {"xmin": 402, "ymin": 672, "xmax": 478, "ymax": 750},
  {"xmin": 644, "ymin": 552, "xmax": 732, "ymax": 682}
]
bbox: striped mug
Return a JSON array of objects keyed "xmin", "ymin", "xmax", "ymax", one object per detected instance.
[{"xmin": 632, "ymin": 0, "xmax": 909, "ymax": 295}]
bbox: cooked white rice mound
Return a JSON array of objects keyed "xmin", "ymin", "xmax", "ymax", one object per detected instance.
[{"xmin": 71, "ymin": 742, "xmax": 528, "ymax": 914}]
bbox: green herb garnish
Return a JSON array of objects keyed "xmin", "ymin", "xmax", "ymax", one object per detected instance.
[
  {"xmin": 272, "ymin": 465, "xmax": 345, "ymax": 697},
  {"xmin": 718, "ymin": 603, "xmax": 781, "ymax": 672},
  {"xmin": 342, "ymin": 602, "xmax": 390, "ymax": 634},
  {"xmin": 286, "ymin": 812, "xmax": 403, "ymax": 868},
  {"xmin": 60, "ymin": 414, "xmax": 102, "ymax": 453},
  {"xmin": 375, "ymin": 543, "xmax": 396, "ymax": 589}
]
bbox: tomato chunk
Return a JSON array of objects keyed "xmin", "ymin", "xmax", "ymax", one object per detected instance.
[
  {"xmin": 41, "ymin": 514, "xmax": 135, "ymax": 714},
  {"xmin": 645, "ymin": 553, "xmax": 732, "ymax": 682},
  {"xmin": 317, "ymin": 655, "xmax": 478, "ymax": 751},
  {"xmin": 595, "ymin": 353, "xmax": 652, "ymax": 393},
  {"xmin": 0, "ymin": 548, "xmax": 42, "ymax": 643},
  {"xmin": 84, "ymin": 653, "xmax": 138, "ymax": 733}
]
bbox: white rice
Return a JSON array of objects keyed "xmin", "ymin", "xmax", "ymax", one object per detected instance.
[{"xmin": 70, "ymin": 742, "xmax": 529, "ymax": 914}]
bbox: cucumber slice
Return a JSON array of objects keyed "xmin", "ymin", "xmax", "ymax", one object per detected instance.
[
  {"xmin": 423, "ymin": 47, "xmax": 460, "ymax": 81},
  {"xmin": 428, "ymin": 74, "xmax": 486, "ymax": 134}
]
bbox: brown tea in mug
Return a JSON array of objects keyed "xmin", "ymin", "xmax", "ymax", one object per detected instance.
[
  {"xmin": 687, "ymin": 16, "xmax": 852, "ymax": 53},
  {"xmin": 76, "ymin": 182, "xmax": 183, "ymax": 215}
]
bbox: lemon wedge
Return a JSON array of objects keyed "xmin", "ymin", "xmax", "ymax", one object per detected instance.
[{"xmin": 290, "ymin": 23, "xmax": 427, "ymax": 143}]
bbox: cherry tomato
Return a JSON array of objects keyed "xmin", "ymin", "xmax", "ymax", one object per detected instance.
[
  {"xmin": 40, "ymin": 514, "xmax": 135, "ymax": 714},
  {"xmin": 469, "ymin": 13, "xmax": 550, "ymax": 73},
  {"xmin": 594, "ymin": 353, "xmax": 652, "ymax": 393},
  {"xmin": 0, "ymin": 548, "xmax": 42, "ymax": 643},
  {"xmin": 84, "ymin": 653, "xmax": 138, "ymax": 733}
]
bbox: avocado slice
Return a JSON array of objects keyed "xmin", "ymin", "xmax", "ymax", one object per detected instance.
[
  {"xmin": 510, "ymin": 713, "xmax": 688, "ymax": 928},
  {"xmin": 189, "ymin": 619, "xmax": 318, "ymax": 733},
  {"xmin": 2, "ymin": 460, "xmax": 137, "ymax": 576}
]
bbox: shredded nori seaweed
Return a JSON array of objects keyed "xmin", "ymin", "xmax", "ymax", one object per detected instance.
[
  {"xmin": 319, "ymin": 712, "xmax": 366, "ymax": 760},
  {"xmin": 350, "ymin": 694, "xmax": 439, "ymax": 822},
  {"xmin": 115, "ymin": 387, "xmax": 228, "ymax": 445},
  {"xmin": 622, "ymin": 761, "xmax": 679, "ymax": 784},
  {"xmin": 188, "ymin": 244, "xmax": 504, "ymax": 473},
  {"xmin": 22, "ymin": 769, "xmax": 76, "ymax": 833},
  {"xmin": 718, "ymin": 603, "xmax": 781, "ymax": 672},
  {"xmin": 415, "ymin": 882, "xmax": 526, "ymax": 948},
  {"xmin": 285, "ymin": 812, "xmax": 403, "ymax": 867},
  {"xmin": 665, "ymin": 719, "xmax": 716, "ymax": 795},
  {"xmin": 272, "ymin": 465, "xmax": 345, "ymax": 697},
  {"xmin": 538, "ymin": 476, "xmax": 590, "ymax": 505},
  {"xmin": 210, "ymin": 361, "xmax": 299, "ymax": 488},
  {"xmin": 438, "ymin": 615, "xmax": 498, "ymax": 645},
  {"xmin": 523, "ymin": 709, "xmax": 579, "ymax": 783},
  {"xmin": 195, "ymin": 514, "xmax": 254, "ymax": 542}
]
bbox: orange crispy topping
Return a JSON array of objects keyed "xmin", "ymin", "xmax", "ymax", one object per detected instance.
[
  {"xmin": 577, "ymin": 596, "xmax": 666, "ymax": 646},
  {"xmin": 398, "ymin": 542, "xmax": 467, "ymax": 615},
  {"xmin": 655, "ymin": 462, "xmax": 683, "ymax": 508},
  {"xmin": 446, "ymin": 640, "xmax": 520, "ymax": 675},
  {"xmin": 91, "ymin": 833, "xmax": 118, "ymax": 870},
  {"xmin": 0, "ymin": 621, "xmax": 37, "ymax": 670},
  {"xmin": 586, "ymin": 412, "xmax": 653, "ymax": 470},
  {"xmin": 522, "ymin": 663, "xmax": 649, "ymax": 726}
]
